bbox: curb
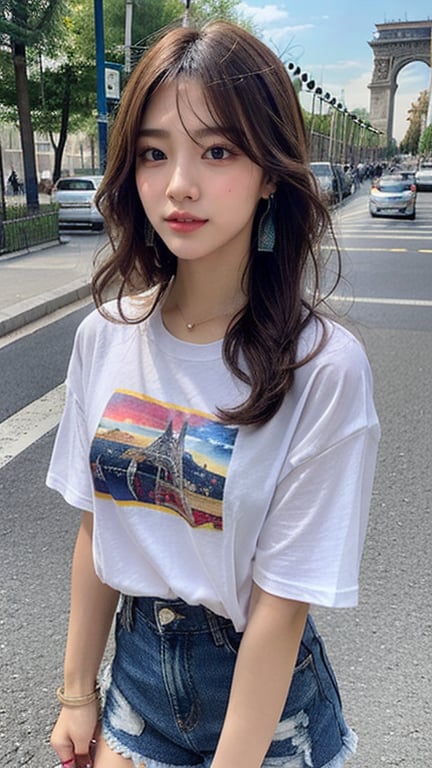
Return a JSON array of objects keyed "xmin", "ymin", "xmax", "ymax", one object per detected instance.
[
  {"xmin": 0, "ymin": 239, "xmax": 63, "ymax": 263},
  {"xmin": 0, "ymin": 279, "xmax": 92, "ymax": 338}
]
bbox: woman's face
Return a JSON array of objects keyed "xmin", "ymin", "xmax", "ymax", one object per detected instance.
[{"xmin": 135, "ymin": 80, "xmax": 274, "ymax": 270}]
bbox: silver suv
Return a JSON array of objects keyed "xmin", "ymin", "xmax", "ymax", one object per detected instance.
[
  {"xmin": 310, "ymin": 162, "xmax": 341, "ymax": 205},
  {"xmin": 52, "ymin": 175, "xmax": 104, "ymax": 230}
]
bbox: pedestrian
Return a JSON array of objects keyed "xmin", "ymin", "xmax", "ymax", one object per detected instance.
[
  {"xmin": 8, "ymin": 168, "xmax": 19, "ymax": 195},
  {"xmin": 47, "ymin": 20, "xmax": 380, "ymax": 768}
]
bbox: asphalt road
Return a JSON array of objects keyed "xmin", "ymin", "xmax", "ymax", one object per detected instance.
[{"xmin": 1, "ymin": 187, "xmax": 431, "ymax": 766}]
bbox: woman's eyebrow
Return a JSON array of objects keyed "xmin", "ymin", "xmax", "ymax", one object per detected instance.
[{"xmin": 137, "ymin": 126, "xmax": 230, "ymax": 139}]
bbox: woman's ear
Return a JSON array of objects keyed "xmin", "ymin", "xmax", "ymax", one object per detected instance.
[{"xmin": 263, "ymin": 179, "xmax": 277, "ymax": 199}]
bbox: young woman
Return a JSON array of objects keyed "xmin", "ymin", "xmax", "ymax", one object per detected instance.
[{"xmin": 47, "ymin": 20, "xmax": 380, "ymax": 768}]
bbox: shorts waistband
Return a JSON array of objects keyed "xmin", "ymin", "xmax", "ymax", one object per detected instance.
[{"xmin": 121, "ymin": 595, "xmax": 236, "ymax": 638}]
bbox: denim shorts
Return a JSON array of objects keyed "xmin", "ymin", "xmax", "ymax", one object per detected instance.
[{"xmin": 101, "ymin": 596, "xmax": 357, "ymax": 768}]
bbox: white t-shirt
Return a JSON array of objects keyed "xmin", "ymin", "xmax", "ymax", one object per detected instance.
[{"xmin": 47, "ymin": 301, "xmax": 380, "ymax": 631}]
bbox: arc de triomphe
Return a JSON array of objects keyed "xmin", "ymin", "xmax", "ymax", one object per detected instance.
[{"xmin": 368, "ymin": 19, "xmax": 432, "ymax": 144}]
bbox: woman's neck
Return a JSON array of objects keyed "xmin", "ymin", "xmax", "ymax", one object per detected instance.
[{"xmin": 161, "ymin": 260, "xmax": 247, "ymax": 343}]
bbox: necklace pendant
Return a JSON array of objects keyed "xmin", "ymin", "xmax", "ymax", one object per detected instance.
[{"xmin": 186, "ymin": 322, "xmax": 195, "ymax": 330}]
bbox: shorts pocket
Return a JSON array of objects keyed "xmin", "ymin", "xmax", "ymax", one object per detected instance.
[
  {"xmin": 220, "ymin": 623, "xmax": 243, "ymax": 655},
  {"xmin": 105, "ymin": 679, "xmax": 146, "ymax": 737}
]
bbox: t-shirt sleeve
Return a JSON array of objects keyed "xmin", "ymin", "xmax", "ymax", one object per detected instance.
[
  {"xmin": 253, "ymin": 334, "xmax": 380, "ymax": 608},
  {"xmin": 46, "ymin": 326, "xmax": 95, "ymax": 512}
]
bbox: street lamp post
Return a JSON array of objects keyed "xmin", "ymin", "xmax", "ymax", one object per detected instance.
[
  {"xmin": 94, "ymin": 0, "xmax": 108, "ymax": 172},
  {"xmin": 125, "ymin": 0, "xmax": 133, "ymax": 74},
  {"xmin": 0, "ymin": 142, "xmax": 5, "ymax": 252},
  {"xmin": 183, "ymin": 0, "xmax": 191, "ymax": 27}
]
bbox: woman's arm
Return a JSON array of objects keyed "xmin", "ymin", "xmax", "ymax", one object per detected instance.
[
  {"xmin": 211, "ymin": 584, "xmax": 309, "ymax": 768},
  {"xmin": 63, "ymin": 510, "xmax": 119, "ymax": 693},
  {"xmin": 51, "ymin": 510, "xmax": 120, "ymax": 763}
]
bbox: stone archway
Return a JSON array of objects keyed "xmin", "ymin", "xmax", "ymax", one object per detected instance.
[{"xmin": 368, "ymin": 20, "xmax": 432, "ymax": 144}]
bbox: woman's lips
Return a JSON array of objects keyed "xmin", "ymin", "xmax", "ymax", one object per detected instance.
[{"xmin": 165, "ymin": 215, "xmax": 207, "ymax": 233}]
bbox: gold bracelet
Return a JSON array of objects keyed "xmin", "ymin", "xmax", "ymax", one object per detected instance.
[{"xmin": 56, "ymin": 685, "xmax": 100, "ymax": 707}]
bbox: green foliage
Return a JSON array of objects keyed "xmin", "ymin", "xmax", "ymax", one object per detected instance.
[
  {"xmin": 0, "ymin": 0, "xmax": 260, "ymax": 182},
  {"xmin": 349, "ymin": 107, "xmax": 370, "ymax": 122},
  {"xmin": 399, "ymin": 89, "xmax": 429, "ymax": 154},
  {"xmin": 188, "ymin": 0, "xmax": 256, "ymax": 30},
  {"xmin": 0, "ymin": 0, "xmax": 65, "ymax": 47},
  {"xmin": 104, "ymin": 0, "xmax": 184, "ymax": 62},
  {"xmin": 303, "ymin": 110, "xmax": 331, "ymax": 136},
  {"xmin": 418, "ymin": 123, "xmax": 432, "ymax": 157},
  {"xmin": 0, "ymin": 50, "xmax": 18, "ymax": 122},
  {"xmin": 1, "ymin": 205, "xmax": 59, "ymax": 254}
]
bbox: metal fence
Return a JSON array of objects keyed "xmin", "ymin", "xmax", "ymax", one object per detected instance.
[{"xmin": 0, "ymin": 206, "xmax": 60, "ymax": 255}]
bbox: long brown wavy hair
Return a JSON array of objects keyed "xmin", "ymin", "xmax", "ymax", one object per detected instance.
[{"xmin": 94, "ymin": 20, "xmax": 340, "ymax": 426}]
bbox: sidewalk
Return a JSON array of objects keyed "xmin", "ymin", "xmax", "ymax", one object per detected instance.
[
  {"xmin": 0, "ymin": 231, "xmax": 105, "ymax": 337},
  {"xmin": 0, "ymin": 186, "xmax": 368, "ymax": 339}
]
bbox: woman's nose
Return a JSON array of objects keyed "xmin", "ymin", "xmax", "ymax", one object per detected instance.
[{"xmin": 166, "ymin": 163, "xmax": 199, "ymax": 202}]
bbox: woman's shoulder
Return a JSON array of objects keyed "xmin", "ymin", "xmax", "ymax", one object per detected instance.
[
  {"xmin": 292, "ymin": 316, "xmax": 379, "ymax": 442},
  {"xmin": 295, "ymin": 316, "xmax": 374, "ymax": 399},
  {"xmin": 75, "ymin": 290, "xmax": 158, "ymax": 343},
  {"xmin": 298, "ymin": 315, "xmax": 369, "ymax": 369}
]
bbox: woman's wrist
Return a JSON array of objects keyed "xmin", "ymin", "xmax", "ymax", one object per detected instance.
[
  {"xmin": 56, "ymin": 684, "xmax": 100, "ymax": 707},
  {"xmin": 63, "ymin": 664, "xmax": 100, "ymax": 696}
]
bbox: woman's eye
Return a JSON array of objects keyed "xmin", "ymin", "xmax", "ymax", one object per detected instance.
[
  {"xmin": 205, "ymin": 146, "xmax": 231, "ymax": 160},
  {"xmin": 138, "ymin": 147, "xmax": 166, "ymax": 162}
]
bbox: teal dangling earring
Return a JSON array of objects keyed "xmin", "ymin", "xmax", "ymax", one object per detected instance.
[{"xmin": 257, "ymin": 193, "xmax": 276, "ymax": 253}]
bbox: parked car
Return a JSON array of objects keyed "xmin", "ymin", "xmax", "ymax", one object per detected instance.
[
  {"xmin": 310, "ymin": 162, "xmax": 341, "ymax": 205},
  {"xmin": 369, "ymin": 174, "xmax": 416, "ymax": 220},
  {"xmin": 414, "ymin": 161, "xmax": 432, "ymax": 191},
  {"xmin": 52, "ymin": 175, "xmax": 104, "ymax": 230}
]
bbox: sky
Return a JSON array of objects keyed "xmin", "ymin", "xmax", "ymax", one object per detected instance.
[{"xmin": 238, "ymin": 1, "xmax": 432, "ymax": 141}]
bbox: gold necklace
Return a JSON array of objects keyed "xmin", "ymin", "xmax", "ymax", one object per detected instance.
[{"xmin": 176, "ymin": 303, "xmax": 238, "ymax": 331}]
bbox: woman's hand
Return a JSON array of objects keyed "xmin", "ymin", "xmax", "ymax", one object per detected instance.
[{"xmin": 51, "ymin": 701, "xmax": 99, "ymax": 767}]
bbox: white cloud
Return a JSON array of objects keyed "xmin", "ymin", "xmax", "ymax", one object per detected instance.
[
  {"xmin": 325, "ymin": 72, "xmax": 371, "ymax": 110},
  {"xmin": 312, "ymin": 60, "xmax": 365, "ymax": 72},
  {"xmin": 238, "ymin": 2, "xmax": 290, "ymax": 25},
  {"xmin": 239, "ymin": 2, "xmax": 314, "ymax": 33},
  {"xmin": 240, "ymin": 2, "xmax": 431, "ymax": 142}
]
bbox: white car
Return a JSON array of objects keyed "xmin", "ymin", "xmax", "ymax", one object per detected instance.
[
  {"xmin": 52, "ymin": 175, "xmax": 104, "ymax": 230},
  {"xmin": 415, "ymin": 161, "xmax": 432, "ymax": 192},
  {"xmin": 369, "ymin": 175, "xmax": 416, "ymax": 220}
]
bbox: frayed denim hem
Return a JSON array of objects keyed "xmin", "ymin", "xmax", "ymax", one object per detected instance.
[
  {"xmin": 102, "ymin": 723, "xmax": 357, "ymax": 768},
  {"xmin": 321, "ymin": 727, "xmax": 358, "ymax": 768},
  {"xmin": 102, "ymin": 723, "xmax": 199, "ymax": 768}
]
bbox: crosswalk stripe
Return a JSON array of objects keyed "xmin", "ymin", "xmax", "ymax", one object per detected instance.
[
  {"xmin": 323, "ymin": 245, "xmax": 430, "ymax": 253},
  {"xmin": 332, "ymin": 296, "xmax": 432, "ymax": 307},
  {"xmin": 340, "ymin": 234, "xmax": 432, "ymax": 238},
  {"xmin": 0, "ymin": 384, "xmax": 65, "ymax": 469}
]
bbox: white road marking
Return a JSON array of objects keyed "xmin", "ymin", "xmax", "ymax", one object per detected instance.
[
  {"xmin": 0, "ymin": 383, "xmax": 65, "ymax": 469},
  {"xmin": 332, "ymin": 296, "xmax": 432, "ymax": 307},
  {"xmin": 338, "ymin": 234, "xmax": 432, "ymax": 241}
]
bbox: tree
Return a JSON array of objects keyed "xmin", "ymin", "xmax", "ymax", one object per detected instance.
[
  {"xmin": 0, "ymin": 0, "xmax": 63, "ymax": 211},
  {"xmin": 34, "ymin": 2, "xmax": 100, "ymax": 182},
  {"xmin": 399, "ymin": 90, "xmax": 429, "ymax": 155},
  {"xmin": 53, "ymin": 0, "xmax": 254, "ymax": 176},
  {"xmin": 1, "ymin": 0, "xmax": 255, "ymax": 188},
  {"xmin": 418, "ymin": 123, "xmax": 432, "ymax": 158},
  {"xmin": 188, "ymin": 0, "xmax": 255, "ymax": 30}
]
